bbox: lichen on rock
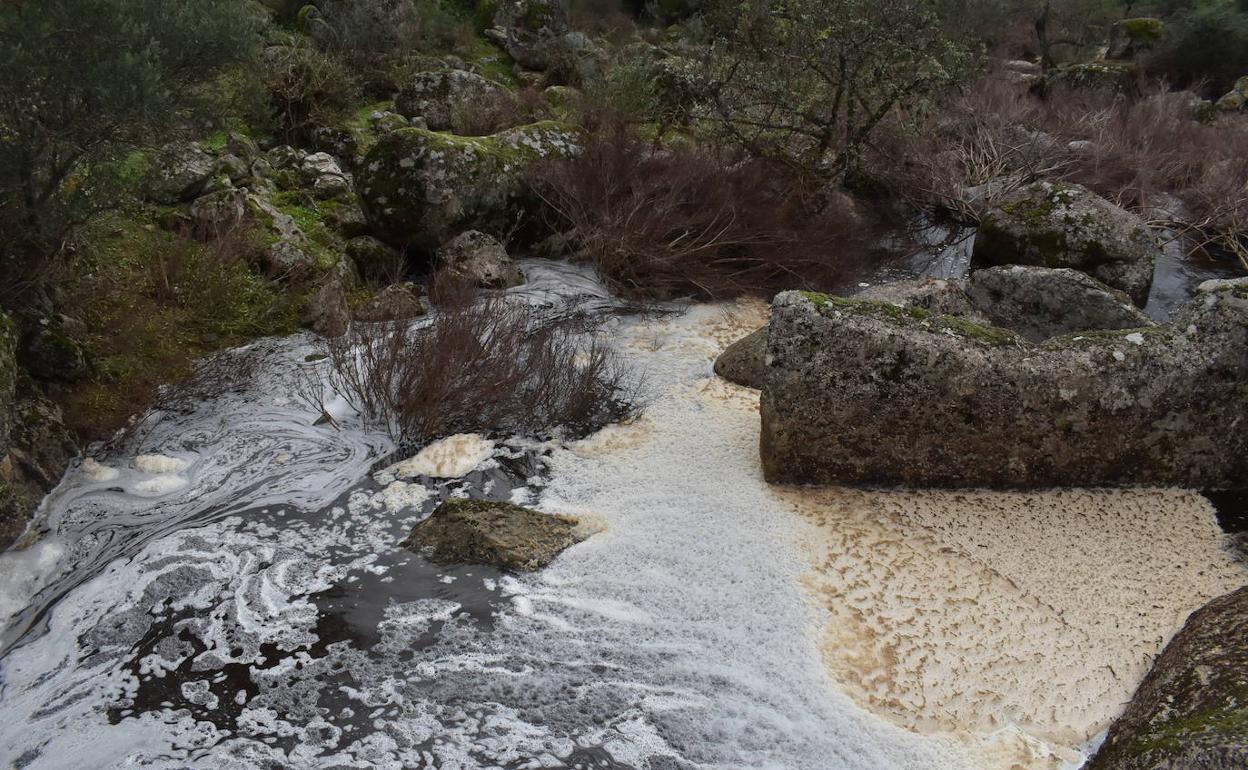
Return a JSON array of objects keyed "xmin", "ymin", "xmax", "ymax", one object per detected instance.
[
  {"xmin": 402, "ymin": 498, "xmax": 583, "ymax": 571},
  {"xmin": 356, "ymin": 121, "xmax": 580, "ymax": 249}
]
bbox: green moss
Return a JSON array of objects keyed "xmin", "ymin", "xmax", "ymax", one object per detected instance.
[
  {"xmin": 1120, "ymin": 17, "xmax": 1164, "ymax": 44},
  {"xmin": 268, "ymin": 191, "xmax": 345, "ymax": 271},
  {"xmin": 798, "ymin": 292, "xmax": 1021, "ymax": 346},
  {"xmin": 202, "ymin": 131, "xmax": 229, "ymax": 152},
  {"xmin": 54, "ymin": 210, "xmax": 301, "ymax": 440}
]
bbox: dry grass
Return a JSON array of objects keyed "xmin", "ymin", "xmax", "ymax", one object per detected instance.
[
  {"xmin": 528, "ymin": 124, "xmax": 881, "ymax": 301},
  {"xmin": 301, "ymin": 294, "xmax": 639, "ymax": 446}
]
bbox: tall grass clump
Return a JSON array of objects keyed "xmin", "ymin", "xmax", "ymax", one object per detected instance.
[{"xmin": 303, "ymin": 296, "xmax": 639, "ymax": 445}]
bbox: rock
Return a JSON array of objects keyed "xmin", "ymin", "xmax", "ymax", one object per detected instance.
[
  {"xmin": 1044, "ymin": 60, "xmax": 1139, "ymax": 94},
  {"xmin": 311, "ymin": 126, "xmax": 358, "ymax": 164},
  {"xmin": 967, "ymin": 266, "xmax": 1153, "ymax": 342},
  {"xmin": 298, "ymin": 152, "xmax": 352, "ymax": 200},
  {"xmin": 189, "ymin": 189, "xmax": 247, "ymax": 234},
  {"xmin": 1085, "ymin": 586, "xmax": 1248, "ymax": 770},
  {"xmin": 321, "ymin": 195, "xmax": 369, "ymax": 237},
  {"xmin": 302, "ymin": 271, "xmax": 352, "ymax": 338},
  {"xmin": 19, "ymin": 317, "xmax": 87, "ymax": 382},
  {"xmin": 370, "ymin": 110, "xmax": 410, "ymax": 134},
  {"xmin": 758, "ymin": 287, "xmax": 1248, "ymax": 488},
  {"xmin": 1215, "ymin": 75, "xmax": 1248, "ymax": 113},
  {"xmin": 394, "ymin": 69, "xmax": 516, "ymax": 134},
  {"xmin": 147, "ymin": 143, "xmax": 219, "ymax": 204},
  {"xmin": 0, "ymin": 338, "xmax": 77, "ymax": 550},
  {"xmin": 713, "ymin": 327, "xmax": 767, "ymax": 389},
  {"xmin": 357, "ymin": 121, "xmax": 580, "ymax": 249},
  {"xmin": 973, "ymin": 181, "xmax": 1159, "ymax": 306},
  {"xmin": 486, "ymin": 0, "xmax": 571, "ymax": 71},
  {"xmin": 402, "ymin": 498, "xmax": 582, "ymax": 571},
  {"xmin": 266, "ymin": 144, "xmax": 302, "ymax": 170},
  {"xmin": 244, "ymin": 194, "xmax": 317, "ymax": 279},
  {"xmin": 436, "ymin": 231, "xmax": 523, "ymax": 289},
  {"xmin": 1107, "ymin": 17, "xmax": 1164, "ymax": 60},
  {"xmin": 346, "ymin": 236, "xmax": 401, "ymax": 282},
  {"xmin": 353, "ymin": 283, "xmax": 427, "ymax": 323},
  {"xmin": 855, "ymin": 278, "xmax": 984, "ymax": 320}
]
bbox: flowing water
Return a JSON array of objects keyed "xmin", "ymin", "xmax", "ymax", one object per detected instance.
[{"xmin": 0, "ymin": 259, "xmax": 1242, "ymax": 770}]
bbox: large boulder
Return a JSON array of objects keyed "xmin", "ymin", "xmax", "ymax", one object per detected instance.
[
  {"xmin": 394, "ymin": 69, "xmax": 516, "ymax": 134},
  {"xmin": 402, "ymin": 498, "xmax": 583, "ymax": 571},
  {"xmin": 146, "ymin": 143, "xmax": 219, "ymax": 204},
  {"xmin": 973, "ymin": 181, "xmax": 1160, "ymax": 306},
  {"xmin": 1107, "ymin": 18, "xmax": 1164, "ymax": 60},
  {"xmin": 759, "ymin": 285, "xmax": 1248, "ymax": 488},
  {"xmin": 18, "ymin": 316, "xmax": 88, "ymax": 382},
  {"xmin": 356, "ymin": 122, "xmax": 580, "ymax": 250},
  {"xmin": 1, "ymin": 366, "xmax": 77, "ymax": 550},
  {"xmin": 436, "ymin": 231, "xmax": 523, "ymax": 289},
  {"xmin": 1085, "ymin": 586, "xmax": 1248, "ymax": 770},
  {"xmin": 486, "ymin": 0, "xmax": 571, "ymax": 71},
  {"xmin": 1215, "ymin": 76, "xmax": 1248, "ymax": 113},
  {"xmin": 967, "ymin": 265, "xmax": 1153, "ymax": 342}
]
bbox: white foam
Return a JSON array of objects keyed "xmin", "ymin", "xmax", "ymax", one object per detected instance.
[
  {"xmin": 133, "ymin": 454, "xmax": 188, "ymax": 474},
  {"xmin": 131, "ymin": 475, "xmax": 188, "ymax": 496},
  {"xmin": 81, "ymin": 457, "xmax": 119, "ymax": 482},
  {"xmin": 387, "ymin": 434, "xmax": 494, "ymax": 479}
]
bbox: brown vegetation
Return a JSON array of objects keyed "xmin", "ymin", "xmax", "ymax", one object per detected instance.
[
  {"xmin": 528, "ymin": 125, "xmax": 882, "ymax": 301},
  {"xmin": 302, "ymin": 295, "xmax": 639, "ymax": 445}
]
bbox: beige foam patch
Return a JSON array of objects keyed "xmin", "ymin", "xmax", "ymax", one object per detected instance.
[
  {"xmin": 388, "ymin": 434, "xmax": 494, "ymax": 479},
  {"xmin": 780, "ymin": 485, "xmax": 1246, "ymax": 760}
]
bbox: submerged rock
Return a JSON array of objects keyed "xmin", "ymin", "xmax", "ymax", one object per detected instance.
[
  {"xmin": 759, "ymin": 286, "xmax": 1248, "ymax": 488},
  {"xmin": 436, "ymin": 230, "xmax": 523, "ymax": 289},
  {"xmin": 713, "ymin": 327, "xmax": 767, "ymax": 389},
  {"xmin": 967, "ymin": 265, "xmax": 1153, "ymax": 342},
  {"xmin": 356, "ymin": 122, "xmax": 580, "ymax": 249},
  {"xmin": 973, "ymin": 180, "xmax": 1159, "ymax": 305},
  {"xmin": 1085, "ymin": 585, "xmax": 1248, "ymax": 770},
  {"xmin": 402, "ymin": 498, "xmax": 582, "ymax": 571}
]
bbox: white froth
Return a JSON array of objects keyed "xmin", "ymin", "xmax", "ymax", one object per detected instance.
[
  {"xmin": 133, "ymin": 454, "xmax": 188, "ymax": 474},
  {"xmin": 387, "ymin": 434, "xmax": 495, "ymax": 479},
  {"xmin": 81, "ymin": 457, "xmax": 120, "ymax": 482},
  {"xmin": 131, "ymin": 475, "xmax": 188, "ymax": 496},
  {"xmin": 0, "ymin": 541, "xmax": 66, "ymax": 627}
]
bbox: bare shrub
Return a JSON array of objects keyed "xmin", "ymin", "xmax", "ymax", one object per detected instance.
[
  {"xmin": 873, "ymin": 76, "xmax": 1248, "ymax": 266},
  {"xmin": 302, "ymin": 296, "xmax": 639, "ymax": 445},
  {"xmin": 449, "ymin": 87, "xmax": 549, "ymax": 136},
  {"xmin": 528, "ymin": 124, "xmax": 881, "ymax": 301}
]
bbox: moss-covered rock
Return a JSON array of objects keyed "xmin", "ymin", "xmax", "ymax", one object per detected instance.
[
  {"xmin": 1215, "ymin": 75, "xmax": 1248, "ymax": 113},
  {"xmin": 394, "ymin": 69, "xmax": 517, "ymax": 134},
  {"xmin": 356, "ymin": 121, "xmax": 580, "ymax": 249},
  {"xmin": 19, "ymin": 316, "xmax": 88, "ymax": 382},
  {"xmin": 973, "ymin": 180, "xmax": 1160, "ymax": 306},
  {"xmin": 402, "ymin": 498, "xmax": 583, "ymax": 571},
  {"xmin": 1085, "ymin": 585, "xmax": 1248, "ymax": 770},
  {"xmin": 759, "ymin": 286, "xmax": 1248, "ymax": 488},
  {"xmin": 1108, "ymin": 18, "xmax": 1164, "ymax": 59}
]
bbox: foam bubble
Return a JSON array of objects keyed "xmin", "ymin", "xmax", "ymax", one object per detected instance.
[
  {"xmin": 387, "ymin": 434, "xmax": 495, "ymax": 479},
  {"xmin": 81, "ymin": 458, "xmax": 119, "ymax": 482},
  {"xmin": 133, "ymin": 454, "xmax": 189, "ymax": 474}
]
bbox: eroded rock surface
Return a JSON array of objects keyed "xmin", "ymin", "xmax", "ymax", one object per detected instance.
[
  {"xmin": 760, "ymin": 285, "xmax": 1248, "ymax": 488},
  {"xmin": 402, "ymin": 498, "xmax": 582, "ymax": 571},
  {"xmin": 967, "ymin": 265, "xmax": 1152, "ymax": 342},
  {"xmin": 1086, "ymin": 585, "xmax": 1248, "ymax": 770}
]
